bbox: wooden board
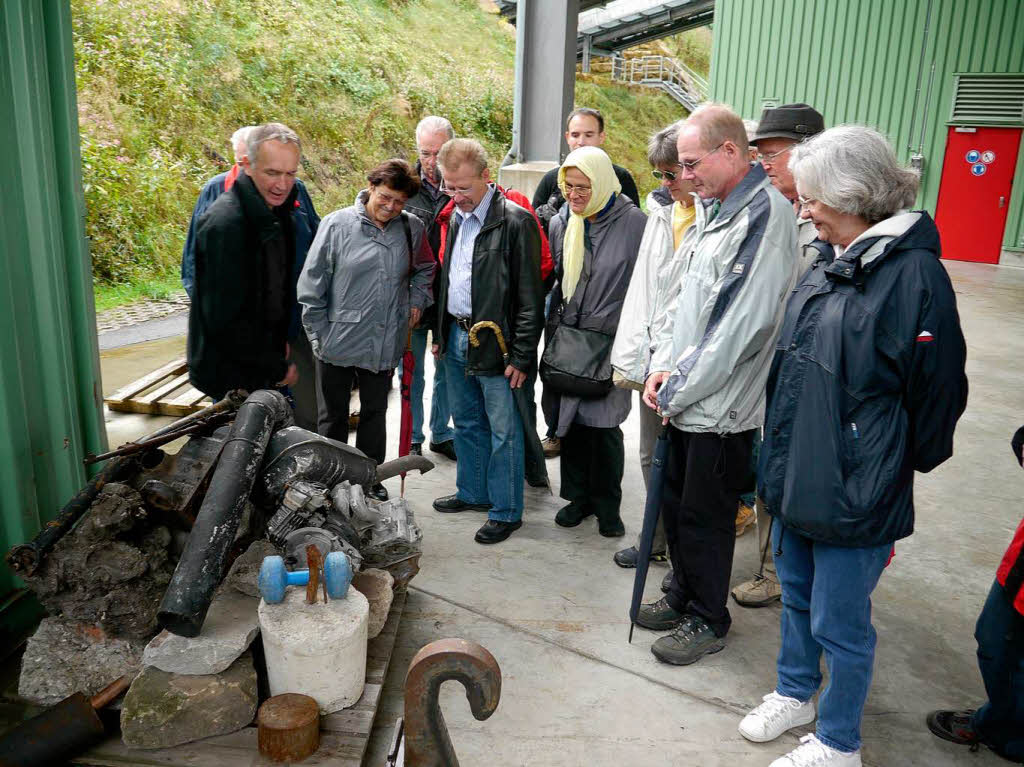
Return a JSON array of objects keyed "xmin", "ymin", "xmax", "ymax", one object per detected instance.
[
  {"xmin": 79, "ymin": 589, "xmax": 408, "ymax": 767},
  {"xmin": 105, "ymin": 358, "xmax": 212, "ymax": 416}
]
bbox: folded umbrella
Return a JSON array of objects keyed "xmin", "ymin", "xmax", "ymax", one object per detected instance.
[
  {"xmin": 629, "ymin": 421, "xmax": 671, "ymax": 643},
  {"xmin": 398, "ymin": 331, "xmax": 414, "ymax": 496}
]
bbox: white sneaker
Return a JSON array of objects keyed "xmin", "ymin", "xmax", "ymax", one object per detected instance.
[
  {"xmin": 739, "ymin": 691, "xmax": 816, "ymax": 742},
  {"xmin": 769, "ymin": 734, "xmax": 862, "ymax": 767}
]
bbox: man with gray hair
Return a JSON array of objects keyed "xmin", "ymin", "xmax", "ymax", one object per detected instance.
[
  {"xmin": 188, "ymin": 122, "xmax": 308, "ymax": 399},
  {"xmin": 636, "ymin": 103, "xmax": 798, "ymax": 666},
  {"xmin": 402, "ymin": 116, "xmax": 456, "ymax": 460},
  {"xmin": 182, "ymin": 124, "xmax": 321, "ymax": 427}
]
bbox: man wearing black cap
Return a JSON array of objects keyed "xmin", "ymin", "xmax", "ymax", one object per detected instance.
[{"xmin": 731, "ymin": 102, "xmax": 826, "ymax": 610}]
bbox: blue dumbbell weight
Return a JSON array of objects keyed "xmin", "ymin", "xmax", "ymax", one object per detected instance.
[{"xmin": 258, "ymin": 552, "xmax": 352, "ymax": 604}]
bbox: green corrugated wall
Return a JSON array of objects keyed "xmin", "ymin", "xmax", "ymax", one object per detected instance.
[
  {"xmin": 0, "ymin": 1, "xmax": 106, "ymax": 625},
  {"xmin": 710, "ymin": 0, "xmax": 1024, "ymax": 255}
]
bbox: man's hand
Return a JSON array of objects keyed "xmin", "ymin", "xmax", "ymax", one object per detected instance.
[
  {"xmin": 643, "ymin": 371, "xmax": 670, "ymax": 412},
  {"xmin": 505, "ymin": 364, "xmax": 527, "ymax": 389},
  {"xmin": 431, "ymin": 343, "xmax": 440, "ymax": 359},
  {"xmin": 410, "ymin": 306, "xmax": 422, "ymax": 329},
  {"xmin": 277, "ymin": 363, "xmax": 299, "ymax": 387}
]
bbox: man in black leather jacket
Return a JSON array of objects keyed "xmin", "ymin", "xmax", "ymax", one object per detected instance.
[{"xmin": 430, "ymin": 138, "xmax": 544, "ymax": 544}]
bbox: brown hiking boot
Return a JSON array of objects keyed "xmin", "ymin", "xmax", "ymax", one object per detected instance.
[
  {"xmin": 735, "ymin": 501, "xmax": 756, "ymax": 536},
  {"xmin": 542, "ymin": 436, "xmax": 561, "ymax": 458}
]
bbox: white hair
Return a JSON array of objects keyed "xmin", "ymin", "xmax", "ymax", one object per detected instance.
[
  {"xmin": 743, "ymin": 119, "xmax": 759, "ymax": 147},
  {"xmin": 416, "ymin": 115, "xmax": 454, "ymax": 144},
  {"xmin": 230, "ymin": 126, "xmax": 256, "ymax": 158},
  {"xmin": 790, "ymin": 125, "xmax": 919, "ymax": 224},
  {"xmin": 246, "ymin": 122, "xmax": 301, "ymax": 166}
]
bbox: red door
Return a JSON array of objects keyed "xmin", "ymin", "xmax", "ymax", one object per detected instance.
[{"xmin": 935, "ymin": 126, "xmax": 1021, "ymax": 263}]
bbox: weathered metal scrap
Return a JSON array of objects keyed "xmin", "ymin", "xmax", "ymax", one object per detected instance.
[{"xmin": 158, "ymin": 389, "xmax": 293, "ymax": 638}]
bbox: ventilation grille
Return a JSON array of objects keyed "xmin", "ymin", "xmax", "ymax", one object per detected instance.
[{"xmin": 951, "ymin": 75, "xmax": 1024, "ymax": 124}]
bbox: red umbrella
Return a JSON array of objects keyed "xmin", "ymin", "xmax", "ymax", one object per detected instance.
[{"xmin": 398, "ymin": 330, "xmax": 414, "ymax": 496}]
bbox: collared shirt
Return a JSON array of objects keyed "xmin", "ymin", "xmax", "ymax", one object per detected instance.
[
  {"xmin": 420, "ymin": 173, "xmax": 442, "ymax": 202},
  {"xmin": 447, "ymin": 184, "xmax": 495, "ymax": 317}
]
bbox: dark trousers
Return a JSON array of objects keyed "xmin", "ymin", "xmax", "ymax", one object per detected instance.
[
  {"xmin": 289, "ymin": 331, "xmax": 318, "ymax": 432},
  {"xmin": 559, "ymin": 423, "xmax": 624, "ymax": 526},
  {"xmin": 972, "ymin": 579, "xmax": 1024, "ymax": 761},
  {"xmin": 661, "ymin": 426, "xmax": 755, "ymax": 638},
  {"xmin": 316, "ymin": 361, "xmax": 390, "ymax": 464}
]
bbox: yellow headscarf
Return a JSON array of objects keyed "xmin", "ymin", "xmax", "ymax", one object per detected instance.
[{"xmin": 557, "ymin": 146, "xmax": 621, "ymax": 300}]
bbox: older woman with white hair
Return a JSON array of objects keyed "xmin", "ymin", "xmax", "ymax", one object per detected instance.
[{"xmin": 737, "ymin": 125, "xmax": 969, "ymax": 767}]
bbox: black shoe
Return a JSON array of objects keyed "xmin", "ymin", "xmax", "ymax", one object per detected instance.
[
  {"xmin": 661, "ymin": 570, "xmax": 675, "ymax": 593},
  {"xmin": 651, "ymin": 615, "xmax": 725, "ymax": 666},
  {"xmin": 555, "ymin": 503, "xmax": 593, "ymax": 528},
  {"xmin": 367, "ymin": 483, "xmax": 389, "ymax": 501},
  {"xmin": 429, "ymin": 440, "xmax": 457, "ymax": 461},
  {"xmin": 526, "ymin": 474, "xmax": 549, "ymax": 488},
  {"xmin": 613, "ymin": 546, "xmax": 669, "ymax": 568},
  {"xmin": 635, "ymin": 596, "xmax": 686, "ymax": 631},
  {"xmin": 409, "ymin": 443, "xmax": 423, "ymax": 456},
  {"xmin": 598, "ymin": 516, "xmax": 626, "ymax": 538},
  {"xmin": 432, "ymin": 494, "xmax": 491, "ymax": 513},
  {"xmin": 474, "ymin": 519, "xmax": 522, "ymax": 544},
  {"xmin": 926, "ymin": 710, "xmax": 979, "ymax": 746}
]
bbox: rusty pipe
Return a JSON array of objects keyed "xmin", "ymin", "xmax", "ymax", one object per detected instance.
[{"xmin": 403, "ymin": 638, "xmax": 501, "ymax": 767}]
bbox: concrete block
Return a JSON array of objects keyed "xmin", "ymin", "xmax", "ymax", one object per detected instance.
[
  {"xmin": 498, "ymin": 161, "xmax": 558, "ymax": 203},
  {"xmin": 352, "ymin": 568, "xmax": 394, "ymax": 638},
  {"xmin": 121, "ymin": 651, "xmax": 258, "ymax": 749},
  {"xmin": 142, "ymin": 588, "xmax": 259, "ymax": 675}
]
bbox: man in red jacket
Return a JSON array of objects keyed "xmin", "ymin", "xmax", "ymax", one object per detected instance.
[{"xmin": 927, "ymin": 425, "xmax": 1024, "ymax": 763}]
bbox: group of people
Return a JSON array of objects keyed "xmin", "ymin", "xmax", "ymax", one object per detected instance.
[{"xmin": 181, "ymin": 99, "xmax": 1024, "ymax": 766}]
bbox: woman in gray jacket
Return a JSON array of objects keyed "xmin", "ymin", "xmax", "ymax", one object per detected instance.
[
  {"xmin": 297, "ymin": 159, "xmax": 434, "ymax": 500},
  {"xmin": 547, "ymin": 147, "xmax": 646, "ymax": 537}
]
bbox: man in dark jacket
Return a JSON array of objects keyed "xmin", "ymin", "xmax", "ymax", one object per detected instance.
[
  {"xmin": 430, "ymin": 138, "xmax": 544, "ymax": 544},
  {"xmin": 402, "ymin": 116, "xmax": 455, "ymax": 460},
  {"xmin": 182, "ymin": 125, "xmax": 321, "ymax": 428},
  {"xmin": 927, "ymin": 425, "xmax": 1024, "ymax": 764},
  {"xmin": 187, "ymin": 123, "xmax": 303, "ymax": 399}
]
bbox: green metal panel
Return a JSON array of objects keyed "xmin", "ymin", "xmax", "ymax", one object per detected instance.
[
  {"xmin": 710, "ymin": 0, "xmax": 1024, "ymax": 254},
  {"xmin": 0, "ymin": 1, "xmax": 106, "ymax": 610}
]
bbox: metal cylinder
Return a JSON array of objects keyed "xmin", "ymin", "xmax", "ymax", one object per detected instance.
[{"xmin": 158, "ymin": 390, "xmax": 291, "ymax": 637}]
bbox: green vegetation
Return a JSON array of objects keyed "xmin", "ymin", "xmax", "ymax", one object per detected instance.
[{"xmin": 74, "ymin": 0, "xmax": 691, "ymax": 304}]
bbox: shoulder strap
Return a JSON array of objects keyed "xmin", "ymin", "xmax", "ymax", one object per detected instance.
[{"xmin": 401, "ymin": 212, "xmax": 414, "ymax": 275}]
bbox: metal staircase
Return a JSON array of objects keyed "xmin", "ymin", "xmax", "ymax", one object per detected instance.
[{"xmin": 610, "ymin": 54, "xmax": 707, "ymax": 111}]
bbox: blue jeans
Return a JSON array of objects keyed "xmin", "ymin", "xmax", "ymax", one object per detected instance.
[
  {"xmin": 400, "ymin": 327, "xmax": 454, "ymax": 445},
  {"xmin": 972, "ymin": 579, "xmax": 1024, "ymax": 761},
  {"xmin": 444, "ymin": 324, "xmax": 524, "ymax": 522},
  {"xmin": 740, "ymin": 429, "xmax": 761, "ymax": 508},
  {"xmin": 772, "ymin": 522, "xmax": 891, "ymax": 753}
]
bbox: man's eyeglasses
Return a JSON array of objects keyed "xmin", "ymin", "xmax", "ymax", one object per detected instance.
[
  {"xmin": 652, "ymin": 168, "xmax": 678, "ymax": 181},
  {"xmin": 678, "ymin": 143, "xmax": 724, "ymax": 171},
  {"xmin": 440, "ymin": 181, "xmax": 476, "ymax": 196},
  {"xmin": 562, "ymin": 183, "xmax": 593, "ymax": 197},
  {"xmin": 417, "ymin": 149, "xmax": 440, "ymax": 159},
  {"xmin": 755, "ymin": 145, "xmax": 793, "ymax": 165}
]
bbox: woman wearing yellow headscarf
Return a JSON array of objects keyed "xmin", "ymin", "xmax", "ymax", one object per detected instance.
[{"xmin": 546, "ymin": 146, "xmax": 647, "ymax": 537}]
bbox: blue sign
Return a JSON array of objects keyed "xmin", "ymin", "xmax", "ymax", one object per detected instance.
[
  {"xmin": 965, "ymin": 149, "xmax": 981, "ymax": 163},
  {"xmin": 971, "ymin": 163, "xmax": 987, "ymax": 176}
]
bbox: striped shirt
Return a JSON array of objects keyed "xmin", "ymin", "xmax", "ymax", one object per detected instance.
[{"xmin": 447, "ymin": 184, "xmax": 496, "ymax": 318}]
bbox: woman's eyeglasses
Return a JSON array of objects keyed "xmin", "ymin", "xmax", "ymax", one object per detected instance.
[{"xmin": 652, "ymin": 169, "xmax": 678, "ymax": 181}]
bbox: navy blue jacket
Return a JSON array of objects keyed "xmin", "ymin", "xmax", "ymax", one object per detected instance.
[
  {"xmin": 181, "ymin": 168, "xmax": 319, "ymax": 339},
  {"xmin": 758, "ymin": 212, "xmax": 968, "ymax": 546}
]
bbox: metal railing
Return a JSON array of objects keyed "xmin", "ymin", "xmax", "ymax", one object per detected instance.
[{"xmin": 611, "ymin": 55, "xmax": 708, "ymax": 110}]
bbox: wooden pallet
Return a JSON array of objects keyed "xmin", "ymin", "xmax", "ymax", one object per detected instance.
[
  {"xmin": 105, "ymin": 358, "xmax": 210, "ymax": 417},
  {"xmin": 79, "ymin": 589, "xmax": 408, "ymax": 767}
]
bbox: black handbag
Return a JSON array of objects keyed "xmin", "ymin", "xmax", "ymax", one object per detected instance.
[{"xmin": 539, "ymin": 249, "xmax": 614, "ymax": 398}]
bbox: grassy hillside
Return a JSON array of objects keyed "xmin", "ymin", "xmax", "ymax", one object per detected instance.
[{"xmin": 73, "ymin": 0, "xmax": 685, "ymax": 306}]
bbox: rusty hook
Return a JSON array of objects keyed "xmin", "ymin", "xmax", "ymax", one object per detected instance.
[{"xmin": 403, "ymin": 638, "xmax": 501, "ymax": 767}]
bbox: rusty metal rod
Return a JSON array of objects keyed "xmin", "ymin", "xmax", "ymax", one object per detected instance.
[{"xmin": 83, "ymin": 411, "xmax": 235, "ymax": 465}]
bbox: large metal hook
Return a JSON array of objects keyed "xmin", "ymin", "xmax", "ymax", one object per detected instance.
[{"xmin": 402, "ymin": 638, "xmax": 501, "ymax": 767}]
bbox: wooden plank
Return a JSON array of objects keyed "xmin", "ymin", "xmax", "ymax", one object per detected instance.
[
  {"xmin": 136, "ymin": 372, "xmax": 190, "ymax": 406},
  {"xmin": 153, "ymin": 387, "xmax": 210, "ymax": 417},
  {"xmin": 105, "ymin": 359, "xmax": 186, "ymax": 405}
]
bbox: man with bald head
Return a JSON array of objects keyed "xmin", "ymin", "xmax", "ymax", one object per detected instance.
[{"xmin": 636, "ymin": 104, "xmax": 798, "ymax": 666}]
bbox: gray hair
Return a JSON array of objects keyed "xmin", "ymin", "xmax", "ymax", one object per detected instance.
[
  {"xmin": 416, "ymin": 115, "xmax": 454, "ymax": 143},
  {"xmin": 438, "ymin": 137, "xmax": 488, "ymax": 175},
  {"xmin": 647, "ymin": 122, "xmax": 681, "ymax": 167},
  {"xmin": 790, "ymin": 125, "xmax": 919, "ymax": 224},
  {"xmin": 246, "ymin": 122, "xmax": 301, "ymax": 166},
  {"xmin": 231, "ymin": 126, "xmax": 257, "ymax": 161},
  {"xmin": 743, "ymin": 120, "xmax": 759, "ymax": 147}
]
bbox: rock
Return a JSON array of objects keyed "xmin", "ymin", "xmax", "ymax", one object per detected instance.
[
  {"xmin": 224, "ymin": 539, "xmax": 280, "ymax": 598},
  {"xmin": 351, "ymin": 568, "xmax": 394, "ymax": 638},
  {"xmin": 121, "ymin": 651, "xmax": 258, "ymax": 749},
  {"xmin": 19, "ymin": 617, "xmax": 144, "ymax": 706},
  {"xmin": 143, "ymin": 589, "xmax": 259, "ymax": 675}
]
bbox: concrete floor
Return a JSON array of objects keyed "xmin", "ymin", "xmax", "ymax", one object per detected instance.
[{"xmin": 98, "ymin": 260, "xmax": 1022, "ymax": 766}]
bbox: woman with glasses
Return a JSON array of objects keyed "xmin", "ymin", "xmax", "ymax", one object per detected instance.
[
  {"xmin": 297, "ymin": 158, "xmax": 435, "ymax": 501},
  {"xmin": 610, "ymin": 121, "xmax": 698, "ymax": 568},
  {"xmin": 546, "ymin": 146, "xmax": 647, "ymax": 537},
  {"xmin": 739, "ymin": 126, "xmax": 968, "ymax": 767}
]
